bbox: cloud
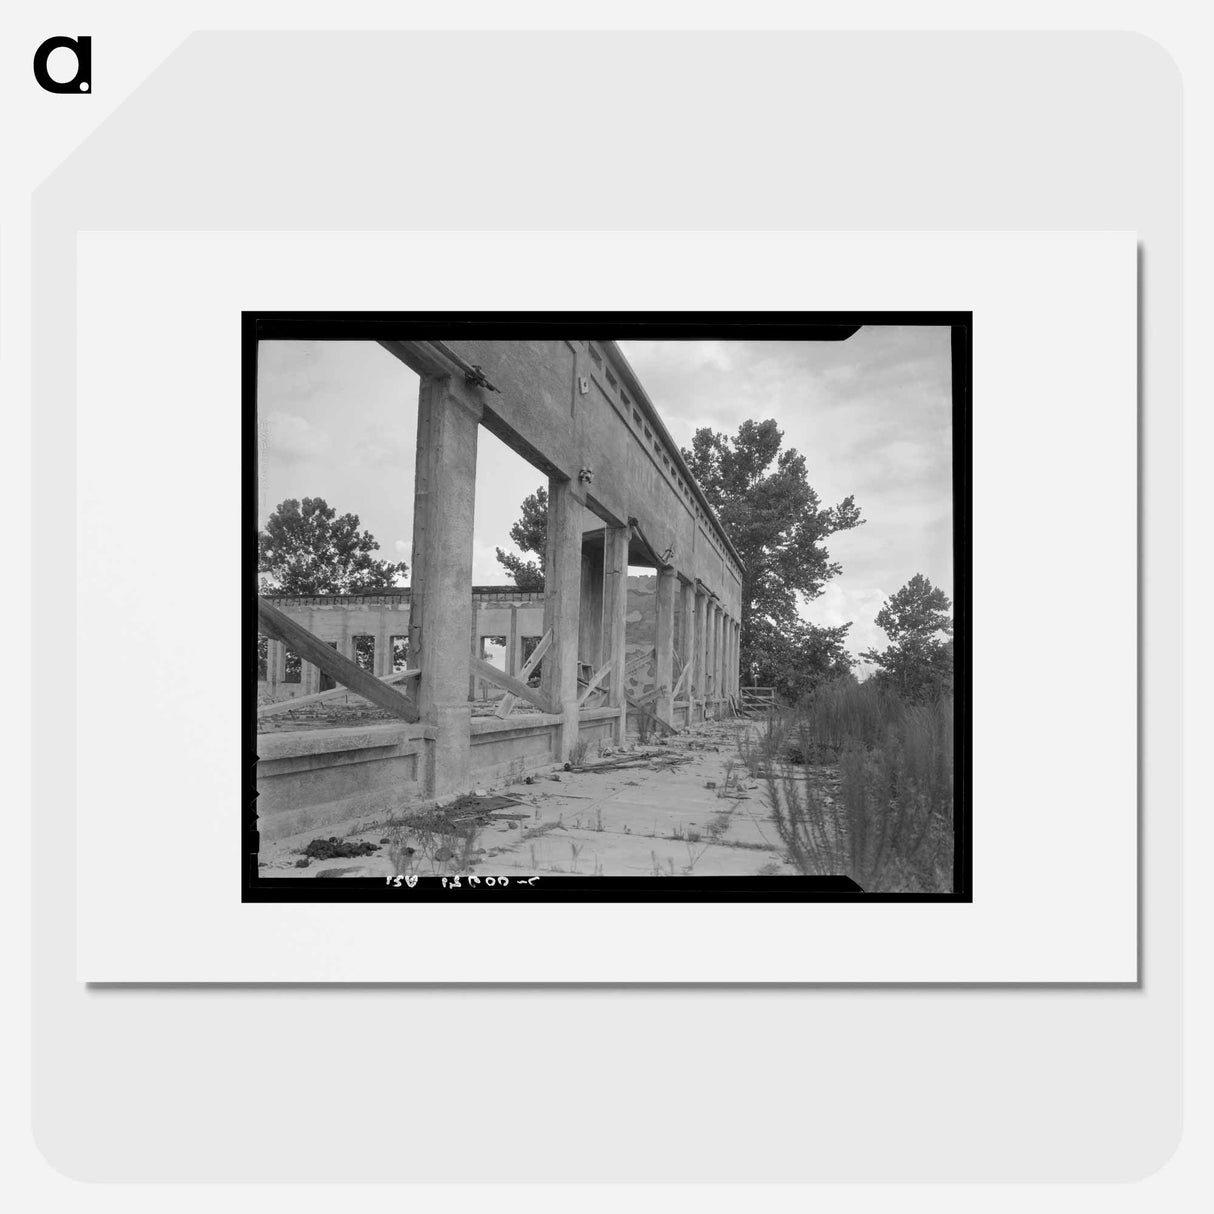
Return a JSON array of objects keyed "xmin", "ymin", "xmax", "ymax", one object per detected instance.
[
  {"xmin": 260, "ymin": 410, "xmax": 330, "ymax": 462},
  {"xmin": 257, "ymin": 340, "xmax": 333, "ymax": 403},
  {"xmin": 351, "ymin": 420, "xmax": 417, "ymax": 469},
  {"xmin": 472, "ymin": 539, "xmax": 508, "ymax": 585},
  {"xmin": 622, "ymin": 339, "xmax": 734, "ymax": 376},
  {"xmin": 800, "ymin": 582, "xmax": 890, "ymax": 660}
]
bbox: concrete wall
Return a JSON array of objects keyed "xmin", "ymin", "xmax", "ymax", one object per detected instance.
[
  {"xmin": 257, "ymin": 581, "xmax": 668, "ymax": 704},
  {"xmin": 256, "ymin": 722, "xmax": 430, "ymax": 841},
  {"xmin": 257, "ymin": 588, "xmax": 546, "ymax": 702},
  {"xmin": 468, "ymin": 714, "xmax": 562, "ymax": 785},
  {"xmin": 257, "ymin": 715, "xmax": 571, "ymax": 841}
]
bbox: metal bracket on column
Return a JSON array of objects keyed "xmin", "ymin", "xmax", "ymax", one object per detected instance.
[{"xmin": 463, "ymin": 363, "xmax": 501, "ymax": 393}]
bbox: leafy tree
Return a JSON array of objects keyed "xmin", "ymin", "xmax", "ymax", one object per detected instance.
[
  {"xmin": 495, "ymin": 485, "xmax": 548, "ymax": 590},
  {"xmin": 747, "ymin": 616, "xmax": 856, "ymax": 703},
  {"xmin": 258, "ymin": 496, "xmax": 408, "ymax": 594},
  {"xmin": 682, "ymin": 419, "xmax": 864, "ymax": 694},
  {"xmin": 860, "ymin": 573, "xmax": 954, "ymax": 702}
]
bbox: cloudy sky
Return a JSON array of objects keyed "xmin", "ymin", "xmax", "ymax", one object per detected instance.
[{"xmin": 257, "ymin": 331, "xmax": 953, "ymax": 665}]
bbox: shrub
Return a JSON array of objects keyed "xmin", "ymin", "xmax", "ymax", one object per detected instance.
[{"xmin": 762, "ymin": 681, "xmax": 954, "ymax": 892}]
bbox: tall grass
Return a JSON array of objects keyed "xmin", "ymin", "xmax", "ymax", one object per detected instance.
[{"xmin": 754, "ymin": 679, "xmax": 954, "ymax": 892}]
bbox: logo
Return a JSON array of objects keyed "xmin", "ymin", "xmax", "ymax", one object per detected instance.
[{"xmin": 33, "ymin": 35, "xmax": 91, "ymax": 93}]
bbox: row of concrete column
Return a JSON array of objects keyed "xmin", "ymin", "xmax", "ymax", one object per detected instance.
[
  {"xmin": 584, "ymin": 511, "xmax": 741, "ymax": 748},
  {"xmin": 673, "ymin": 581, "xmax": 741, "ymax": 709},
  {"xmin": 376, "ymin": 377, "xmax": 742, "ymax": 796}
]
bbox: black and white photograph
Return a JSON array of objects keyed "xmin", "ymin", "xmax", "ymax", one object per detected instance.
[{"xmin": 246, "ymin": 313, "xmax": 970, "ymax": 900}]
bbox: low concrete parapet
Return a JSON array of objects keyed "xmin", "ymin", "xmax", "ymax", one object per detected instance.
[
  {"xmin": 256, "ymin": 722, "xmax": 432, "ymax": 841},
  {"xmin": 469, "ymin": 713, "xmax": 562, "ymax": 784}
]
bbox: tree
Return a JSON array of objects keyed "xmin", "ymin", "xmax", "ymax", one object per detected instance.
[
  {"xmin": 495, "ymin": 485, "xmax": 547, "ymax": 590},
  {"xmin": 746, "ymin": 616, "xmax": 856, "ymax": 703},
  {"xmin": 258, "ymin": 496, "xmax": 408, "ymax": 594},
  {"xmin": 860, "ymin": 573, "xmax": 954, "ymax": 702},
  {"xmin": 497, "ymin": 420, "xmax": 863, "ymax": 695},
  {"xmin": 682, "ymin": 419, "xmax": 864, "ymax": 694}
]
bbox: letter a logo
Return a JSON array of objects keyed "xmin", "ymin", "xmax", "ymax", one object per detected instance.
[{"xmin": 33, "ymin": 35, "xmax": 92, "ymax": 93}]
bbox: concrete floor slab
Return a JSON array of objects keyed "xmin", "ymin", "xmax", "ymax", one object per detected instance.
[{"xmin": 257, "ymin": 720, "xmax": 799, "ymax": 879}]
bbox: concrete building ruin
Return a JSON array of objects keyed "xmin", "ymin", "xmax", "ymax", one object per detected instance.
[{"xmin": 256, "ymin": 339, "xmax": 744, "ymax": 841}]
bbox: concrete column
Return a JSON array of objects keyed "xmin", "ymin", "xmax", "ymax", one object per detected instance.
[
  {"xmin": 680, "ymin": 580, "xmax": 696, "ymax": 709},
  {"xmin": 730, "ymin": 616, "xmax": 738, "ymax": 699},
  {"xmin": 655, "ymin": 567, "xmax": 677, "ymax": 725},
  {"xmin": 507, "ymin": 605, "xmax": 520, "ymax": 680},
  {"xmin": 708, "ymin": 604, "xmax": 718, "ymax": 704},
  {"xmin": 602, "ymin": 523, "xmax": 630, "ymax": 745},
  {"xmin": 714, "ymin": 607, "xmax": 724, "ymax": 703},
  {"xmin": 409, "ymin": 376, "xmax": 481, "ymax": 799},
  {"xmin": 723, "ymin": 621, "xmax": 733, "ymax": 699},
  {"xmin": 469, "ymin": 608, "xmax": 480, "ymax": 701},
  {"xmin": 292, "ymin": 612, "xmax": 307, "ymax": 694},
  {"xmin": 268, "ymin": 639, "xmax": 284, "ymax": 694},
  {"xmin": 720, "ymin": 613, "xmax": 730, "ymax": 703},
  {"xmin": 541, "ymin": 478, "xmax": 584, "ymax": 761},
  {"xmin": 711, "ymin": 604, "xmax": 722, "ymax": 706},
  {"xmin": 713, "ymin": 611, "xmax": 723, "ymax": 699},
  {"xmin": 727, "ymin": 617, "xmax": 736, "ymax": 699},
  {"xmin": 725, "ymin": 618, "xmax": 732, "ymax": 698},
  {"xmin": 694, "ymin": 588, "xmax": 709, "ymax": 718},
  {"xmin": 377, "ymin": 612, "xmax": 391, "ymax": 676},
  {"xmin": 734, "ymin": 619, "xmax": 741, "ymax": 697},
  {"xmin": 580, "ymin": 549, "xmax": 605, "ymax": 668}
]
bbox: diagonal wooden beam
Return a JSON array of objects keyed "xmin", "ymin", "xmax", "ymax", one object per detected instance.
[
  {"xmin": 626, "ymin": 689, "xmax": 678, "ymax": 736},
  {"xmin": 471, "ymin": 656, "xmax": 554, "ymax": 714},
  {"xmin": 576, "ymin": 658, "xmax": 614, "ymax": 707},
  {"xmin": 258, "ymin": 667, "xmax": 420, "ymax": 718},
  {"xmin": 575, "ymin": 676, "xmax": 678, "ymax": 736},
  {"xmin": 494, "ymin": 628, "xmax": 553, "ymax": 719},
  {"xmin": 257, "ymin": 597, "xmax": 420, "ymax": 723},
  {"xmin": 624, "ymin": 647, "xmax": 656, "ymax": 676},
  {"xmin": 672, "ymin": 664, "xmax": 690, "ymax": 700}
]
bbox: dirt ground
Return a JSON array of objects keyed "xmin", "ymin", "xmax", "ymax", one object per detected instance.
[{"xmin": 257, "ymin": 718, "xmax": 812, "ymax": 879}]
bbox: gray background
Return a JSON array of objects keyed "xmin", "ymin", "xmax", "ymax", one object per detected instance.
[{"xmin": 31, "ymin": 31, "xmax": 1180, "ymax": 1180}]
